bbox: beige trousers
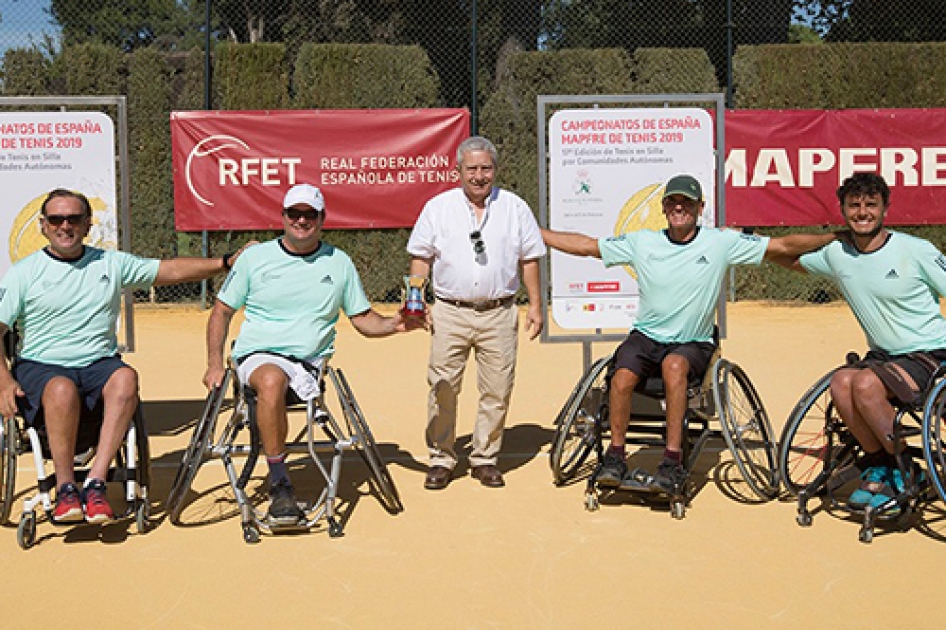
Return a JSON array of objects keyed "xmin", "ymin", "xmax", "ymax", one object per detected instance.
[{"xmin": 426, "ymin": 301, "xmax": 518, "ymax": 469}]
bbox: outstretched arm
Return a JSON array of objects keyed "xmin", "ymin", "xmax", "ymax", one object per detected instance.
[
  {"xmin": 764, "ymin": 231, "xmax": 839, "ymax": 272},
  {"xmin": 541, "ymin": 228, "xmax": 601, "ymax": 258},
  {"xmin": 154, "ymin": 241, "xmax": 255, "ymax": 286}
]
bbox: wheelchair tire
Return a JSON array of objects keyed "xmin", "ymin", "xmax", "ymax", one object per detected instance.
[
  {"xmin": 713, "ymin": 359, "xmax": 779, "ymax": 500},
  {"xmin": 550, "ymin": 355, "xmax": 610, "ymax": 485},
  {"xmin": 167, "ymin": 378, "xmax": 230, "ymax": 523},
  {"xmin": 0, "ymin": 416, "xmax": 17, "ymax": 526},
  {"xmin": 922, "ymin": 377, "xmax": 946, "ymax": 504},
  {"xmin": 777, "ymin": 369, "xmax": 855, "ymax": 496},
  {"xmin": 330, "ymin": 367, "xmax": 403, "ymax": 514},
  {"xmin": 17, "ymin": 512, "xmax": 35, "ymax": 550}
]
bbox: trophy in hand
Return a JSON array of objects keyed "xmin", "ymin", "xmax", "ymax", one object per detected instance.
[{"xmin": 401, "ymin": 275, "xmax": 428, "ymax": 319}]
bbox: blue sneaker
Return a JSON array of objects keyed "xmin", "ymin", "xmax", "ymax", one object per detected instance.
[
  {"xmin": 847, "ymin": 466, "xmax": 888, "ymax": 511},
  {"xmin": 867, "ymin": 467, "xmax": 903, "ymax": 515}
]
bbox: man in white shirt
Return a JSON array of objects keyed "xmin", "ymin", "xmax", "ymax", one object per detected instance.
[{"xmin": 407, "ymin": 136, "xmax": 546, "ymax": 489}]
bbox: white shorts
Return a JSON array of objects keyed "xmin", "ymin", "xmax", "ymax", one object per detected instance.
[{"xmin": 236, "ymin": 353, "xmax": 325, "ymax": 401}]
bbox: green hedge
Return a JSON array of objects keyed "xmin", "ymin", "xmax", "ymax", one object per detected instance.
[
  {"xmin": 1, "ymin": 48, "xmax": 50, "ymax": 96},
  {"xmin": 733, "ymin": 42, "xmax": 946, "ymax": 109},
  {"xmin": 128, "ymin": 47, "xmax": 175, "ymax": 259},
  {"xmin": 214, "ymin": 42, "xmax": 289, "ymax": 110},
  {"xmin": 293, "ymin": 43, "xmax": 440, "ymax": 109}
]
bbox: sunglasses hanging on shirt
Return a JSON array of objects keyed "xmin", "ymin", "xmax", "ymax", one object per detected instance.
[{"xmin": 469, "ymin": 230, "xmax": 485, "ymax": 255}]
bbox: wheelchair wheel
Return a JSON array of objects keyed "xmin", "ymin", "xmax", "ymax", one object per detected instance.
[
  {"xmin": 550, "ymin": 355, "xmax": 610, "ymax": 485},
  {"xmin": 330, "ymin": 367, "xmax": 403, "ymax": 514},
  {"xmin": 778, "ymin": 369, "xmax": 853, "ymax": 496},
  {"xmin": 713, "ymin": 359, "xmax": 779, "ymax": 500},
  {"xmin": 167, "ymin": 375, "xmax": 231, "ymax": 523},
  {"xmin": 1, "ymin": 416, "xmax": 18, "ymax": 525},
  {"xmin": 923, "ymin": 377, "xmax": 946, "ymax": 504}
]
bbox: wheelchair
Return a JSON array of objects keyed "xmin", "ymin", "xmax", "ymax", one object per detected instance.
[
  {"xmin": 0, "ymin": 403, "xmax": 152, "ymax": 550},
  {"xmin": 549, "ymin": 346, "xmax": 778, "ymax": 519},
  {"xmin": 777, "ymin": 355, "xmax": 945, "ymax": 543},
  {"xmin": 166, "ymin": 358, "xmax": 402, "ymax": 543}
]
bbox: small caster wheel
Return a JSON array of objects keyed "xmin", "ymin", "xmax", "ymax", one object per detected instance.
[
  {"xmin": 328, "ymin": 518, "xmax": 343, "ymax": 538},
  {"xmin": 242, "ymin": 524, "xmax": 260, "ymax": 544},
  {"xmin": 584, "ymin": 493, "xmax": 599, "ymax": 512},
  {"xmin": 135, "ymin": 502, "xmax": 150, "ymax": 534},
  {"xmin": 859, "ymin": 526, "xmax": 874, "ymax": 544},
  {"xmin": 17, "ymin": 513, "xmax": 36, "ymax": 550},
  {"xmin": 671, "ymin": 501, "xmax": 685, "ymax": 520},
  {"xmin": 796, "ymin": 512, "xmax": 812, "ymax": 527}
]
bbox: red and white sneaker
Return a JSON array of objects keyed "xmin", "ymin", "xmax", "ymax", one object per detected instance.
[
  {"xmin": 53, "ymin": 483, "xmax": 84, "ymax": 523},
  {"xmin": 81, "ymin": 479, "xmax": 114, "ymax": 524}
]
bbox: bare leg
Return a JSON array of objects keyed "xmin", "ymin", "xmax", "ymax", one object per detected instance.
[
  {"xmin": 608, "ymin": 368, "xmax": 640, "ymax": 448},
  {"xmin": 88, "ymin": 366, "xmax": 140, "ymax": 482},
  {"xmin": 248, "ymin": 364, "xmax": 290, "ymax": 458},
  {"xmin": 830, "ymin": 368, "xmax": 895, "ymax": 454},
  {"xmin": 42, "ymin": 376, "xmax": 82, "ymax": 486},
  {"xmin": 660, "ymin": 355, "xmax": 691, "ymax": 453}
]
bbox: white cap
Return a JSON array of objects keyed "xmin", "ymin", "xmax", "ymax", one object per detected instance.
[{"xmin": 282, "ymin": 184, "xmax": 325, "ymax": 211}]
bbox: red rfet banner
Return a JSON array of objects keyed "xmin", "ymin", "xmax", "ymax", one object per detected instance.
[
  {"xmin": 171, "ymin": 108, "xmax": 469, "ymax": 230},
  {"xmin": 726, "ymin": 108, "xmax": 946, "ymax": 226}
]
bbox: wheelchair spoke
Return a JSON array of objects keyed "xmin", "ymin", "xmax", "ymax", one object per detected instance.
[
  {"xmin": 714, "ymin": 359, "xmax": 779, "ymax": 500},
  {"xmin": 550, "ymin": 356, "xmax": 611, "ymax": 485},
  {"xmin": 923, "ymin": 378, "xmax": 946, "ymax": 504}
]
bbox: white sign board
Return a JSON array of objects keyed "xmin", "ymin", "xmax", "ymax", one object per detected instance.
[
  {"xmin": 549, "ymin": 108, "xmax": 715, "ymax": 329},
  {"xmin": 0, "ymin": 112, "xmax": 118, "ymax": 278}
]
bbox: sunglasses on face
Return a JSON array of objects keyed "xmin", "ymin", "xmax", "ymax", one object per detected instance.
[
  {"xmin": 283, "ymin": 208, "xmax": 323, "ymax": 221},
  {"xmin": 470, "ymin": 230, "xmax": 485, "ymax": 255},
  {"xmin": 43, "ymin": 214, "xmax": 87, "ymax": 226}
]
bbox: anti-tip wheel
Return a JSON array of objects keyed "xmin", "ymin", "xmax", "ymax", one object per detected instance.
[
  {"xmin": 17, "ymin": 513, "xmax": 36, "ymax": 550},
  {"xmin": 242, "ymin": 524, "xmax": 260, "ymax": 544}
]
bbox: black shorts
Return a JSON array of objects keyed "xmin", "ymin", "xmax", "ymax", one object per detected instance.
[
  {"xmin": 858, "ymin": 349, "xmax": 946, "ymax": 404},
  {"xmin": 13, "ymin": 355, "xmax": 128, "ymax": 427},
  {"xmin": 613, "ymin": 329, "xmax": 716, "ymax": 385}
]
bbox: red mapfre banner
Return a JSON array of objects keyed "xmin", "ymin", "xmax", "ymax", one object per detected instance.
[
  {"xmin": 171, "ymin": 108, "xmax": 469, "ymax": 230},
  {"xmin": 726, "ymin": 109, "xmax": 946, "ymax": 226}
]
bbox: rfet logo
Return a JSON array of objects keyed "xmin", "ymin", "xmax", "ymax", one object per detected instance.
[{"xmin": 186, "ymin": 134, "xmax": 302, "ymax": 207}]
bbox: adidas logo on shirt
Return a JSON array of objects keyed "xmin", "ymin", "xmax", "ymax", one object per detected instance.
[
  {"xmin": 885, "ymin": 269, "xmax": 899, "ymax": 280},
  {"xmin": 321, "ymin": 274, "xmax": 334, "ymax": 285},
  {"xmin": 696, "ymin": 255, "xmax": 709, "ymax": 265},
  {"xmin": 100, "ymin": 274, "xmax": 110, "ymax": 283}
]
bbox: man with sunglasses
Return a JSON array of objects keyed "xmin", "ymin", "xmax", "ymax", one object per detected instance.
[
  {"xmin": 0, "ymin": 188, "xmax": 241, "ymax": 524},
  {"xmin": 407, "ymin": 136, "xmax": 546, "ymax": 490},
  {"xmin": 204, "ymin": 183, "xmax": 420, "ymax": 526},
  {"xmin": 542, "ymin": 174, "xmax": 838, "ymax": 494}
]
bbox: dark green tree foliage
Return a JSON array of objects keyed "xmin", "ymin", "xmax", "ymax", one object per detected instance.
[
  {"xmin": 1, "ymin": 48, "xmax": 50, "ymax": 95},
  {"xmin": 213, "ymin": 42, "xmax": 288, "ymax": 109},
  {"xmin": 53, "ymin": 43, "xmax": 125, "ymax": 95},
  {"xmin": 128, "ymin": 46, "xmax": 175, "ymax": 258},
  {"xmin": 798, "ymin": 0, "xmax": 946, "ymax": 42},
  {"xmin": 50, "ymin": 0, "xmax": 199, "ymax": 52},
  {"xmin": 292, "ymin": 43, "xmax": 439, "ymax": 109},
  {"xmin": 733, "ymin": 42, "xmax": 946, "ymax": 108}
]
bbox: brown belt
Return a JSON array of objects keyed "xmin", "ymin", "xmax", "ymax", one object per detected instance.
[{"xmin": 436, "ymin": 295, "xmax": 515, "ymax": 311}]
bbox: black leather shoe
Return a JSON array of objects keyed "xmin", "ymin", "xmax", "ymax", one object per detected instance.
[
  {"xmin": 471, "ymin": 464, "xmax": 505, "ymax": 488},
  {"xmin": 424, "ymin": 466, "xmax": 453, "ymax": 490}
]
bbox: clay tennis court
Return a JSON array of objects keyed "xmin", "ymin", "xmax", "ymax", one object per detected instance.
[{"xmin": 2, "ymin": 302, "xmax": 944, "ymax": 628}]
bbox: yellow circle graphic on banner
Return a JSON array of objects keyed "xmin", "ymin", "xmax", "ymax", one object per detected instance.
[
  {"xmin": 8, "ymin": 193, "xmax": 112, "ymax": 263},
  {"xmin": 612, "ymin": 182, "xmax": 664, "ymax": 278}
]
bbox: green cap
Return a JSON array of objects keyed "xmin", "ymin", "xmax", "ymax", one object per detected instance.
[{"xmin": 662, "ymin": 175, "xmax": 703, "ymax": 201}]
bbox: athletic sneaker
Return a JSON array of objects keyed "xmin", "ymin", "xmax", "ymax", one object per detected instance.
[
  {"xmin": 596, "ymin": 450, "xmax": 627, "ymax": 487},
  {"xmin": 652, "ymin": 459, "xmax": 687, "ymax": 495},
  {"xmin": 868, "ymin": 467, "xmax": 904, "ymax": 515},
  {"xmin": 268, "ymin": 479, "xmax": 304, "ymax": 526},
  {"xmin": 847, "ymin": 466, "xmax": 888, "ymax": 511},
  {"xmin": 81, "ymin": 479, "xmax": 114, "ymax": 524},
  {"xmin": 53, "ymin": 482, "xmax": 84, "ymax": 523}
]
